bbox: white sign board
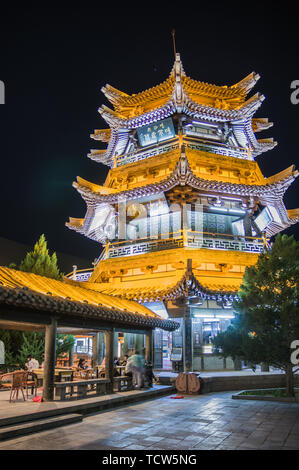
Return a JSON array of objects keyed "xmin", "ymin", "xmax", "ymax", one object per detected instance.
[{"xmin": 0, "ymin": 340, "xmax": 4, "ymax": 364}]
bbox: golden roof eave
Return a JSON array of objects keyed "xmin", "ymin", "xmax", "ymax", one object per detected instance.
[
  {"xmin": 101, "ymin": 56, "xmax": 259, "ymax": 111},
  {"xmin": 0, "ymin": 267, "xmax": 174, "ymax": 325}
]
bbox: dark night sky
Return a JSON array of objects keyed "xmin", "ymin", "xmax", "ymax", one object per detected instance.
[{"xmin": 0, "ymin": 6, "xmax": 298, "ymax": 264}]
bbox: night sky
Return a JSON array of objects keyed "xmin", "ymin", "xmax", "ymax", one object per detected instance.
[{"xmin": 0, "ymin": 6, "xmax": 298, "ymax": 264}]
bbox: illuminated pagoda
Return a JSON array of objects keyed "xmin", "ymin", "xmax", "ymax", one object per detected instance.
[{"xmin": 66, "ymin": 53, "xmax": 299, "ymax": 371}]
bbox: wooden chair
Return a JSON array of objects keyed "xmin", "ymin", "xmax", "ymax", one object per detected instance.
[
  {"xmin": 76, "ymin": 369, "xmax": 94, "ymax": 380},
  {"xmin": 23, "ymin": 371, "xmax": 38, "ymax": 398},
  {"xmin": 1, "ymin": 371, "xmax": 26, "ymax": 402}
]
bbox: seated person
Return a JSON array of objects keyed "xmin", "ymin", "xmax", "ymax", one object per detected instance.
[
  {"xmin": 144, "ymin": 361, "xmax": 158, "ymax": 387},
  {"xmin": 120, "ymin": 354, "xmax": 129, "ymax": 366},
  {"xmin": 78, "ymin": 358, "xmax": 88, "ymax": 370},
  {"xmin": 25, "ymin": 355, "xmax": 39, "ymax": 371}
]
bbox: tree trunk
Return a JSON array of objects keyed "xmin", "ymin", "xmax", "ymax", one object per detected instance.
[{"xmin": 285, "ymin": 363, "xmax": 295, "ymax": 397}]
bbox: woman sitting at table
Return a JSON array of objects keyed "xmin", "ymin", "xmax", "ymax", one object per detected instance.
[{"xmin": 25, "ymin": 355, "xmax": 39, "ymax": 371}]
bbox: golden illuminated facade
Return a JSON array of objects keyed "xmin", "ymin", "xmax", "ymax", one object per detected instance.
[{"xmin": 66, "ymin": 54, "xmax": 299, "ymax": 371}]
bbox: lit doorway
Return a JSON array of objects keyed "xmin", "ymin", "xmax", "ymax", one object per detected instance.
[{"xmin": 153, "ymin": 328, "xmax": 173, "ymax": 370}]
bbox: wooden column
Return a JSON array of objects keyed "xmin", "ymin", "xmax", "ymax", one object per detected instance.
[
  {"xmin": 43, "ymin": 318, "xmax": 57, "ymax": 401},
  {"xmin": 105, "ymin": 329, "xmax": 115, "ymax": 393},
  {"xmin": 92, "ymin": 332, "xmax": 100, "ymax": 367},
  {"xmin": 184, "ymin": 313, "xmax": 193, "ymax": 372},
  {"xmin": 69, "ymin": 346, "xmax": 74, "ymax": 367},
  {"xmin": 145, "ymin": 330, "xmax": 153, "ymax": 363}
]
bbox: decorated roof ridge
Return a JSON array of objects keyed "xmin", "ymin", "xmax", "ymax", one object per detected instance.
[
  {"xmin": 265, "ymin": 165, "xmax": 299, "ymax": 185},
  {"xmin": 101, "ymin": 54, "xmax": 259, "ymax": 110},
  {"xmin": 0, "ymin": 266, "xmax": 179, "ymax": 331},
  {"xmin": 252, "ymin": 118, "xmax": 273, "ymax": 133},
  {"xmin": 287, "ymin": 208, "xmax": 299, "ymax": 220},
  {"xmin": 80, "ymin": 267, "xmax": 240, "ymax": 303},
  {"xmin": 230, "ymin": 72, "xmax": 261, "ymax": 94},
  {"xmin": 71, "ymin": 149, "xmax": 296, "ymax": 206},
  {"xmin": 73, "ymin": 176, "xmax": 119, "ymax": 195},
  {"xmin": 90, "ymin": 128, "xmax": 111, "ymax": 142},
  {"xmin": 97, "ymin": 85, "xmax": 265, "ymax": 130},
  {"xmin": 66, "ymin": 217, "xmax": 84, "ymax": 228}
]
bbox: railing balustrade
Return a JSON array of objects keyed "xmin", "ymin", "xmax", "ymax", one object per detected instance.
[
  {"xmin": 104, "ymin": 230, "xmax": 265, "ymax": 259},
  {"xmin": 114, "ymin": 135, "xmax": 250, "ymax": 167}
]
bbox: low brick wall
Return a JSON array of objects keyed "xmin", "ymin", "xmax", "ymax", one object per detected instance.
[{"xmin": 201, "ymin": 374, "xmax": 299, "ymax": 393}]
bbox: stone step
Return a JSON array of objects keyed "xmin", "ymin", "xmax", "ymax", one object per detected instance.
[
  {"xmin": 0, "ymin": 385, "xmax": 175, "ymax": 430},
  {"xmin": 0, "ymin": 413, "xmax": 82, "ymax": 441}
]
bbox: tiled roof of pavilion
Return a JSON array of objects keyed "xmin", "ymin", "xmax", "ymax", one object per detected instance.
[
  {"xmin": 0, "ymin": 267, "xmax": 178, "ymax": 331},
  {"xmin": 66, "ymin": 267, "xmax": 240, "ymax": 304}
]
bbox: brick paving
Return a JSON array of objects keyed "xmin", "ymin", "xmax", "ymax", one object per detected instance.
[{"xmin": 0, "ymin": 391, "xmax": 299, "ymax": 450}]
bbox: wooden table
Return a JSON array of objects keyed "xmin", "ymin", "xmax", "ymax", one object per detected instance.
[
  {"xmin": 33, "ymin": 368, "xmax": 74, "ymax": 383},
  {"xmin": 96, "ymin": 365, "xmax": 125, "ymax": 377}
]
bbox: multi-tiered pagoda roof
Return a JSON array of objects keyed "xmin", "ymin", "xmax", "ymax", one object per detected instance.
[{"xmin": 66, "ymin": 53, "xmax": 298, "ymax": 303}]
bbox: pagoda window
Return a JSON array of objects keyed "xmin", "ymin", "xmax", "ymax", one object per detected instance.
[
  {"xmin": 201, "ymin": 212, "xmax": 245, "ymax": 237},
  {"xmin": 183, "ymin": 122, "xmax": 222, "ymax": 142}
]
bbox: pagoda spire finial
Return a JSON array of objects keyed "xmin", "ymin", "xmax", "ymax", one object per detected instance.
[{"xmin": 171, "ymin": 29, "xmax": 176, "ymax": 58}]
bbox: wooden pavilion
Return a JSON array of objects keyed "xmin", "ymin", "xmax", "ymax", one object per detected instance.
[{"xmin": 0, "ymin": 267, "xmax": 178, "ymax": 400}]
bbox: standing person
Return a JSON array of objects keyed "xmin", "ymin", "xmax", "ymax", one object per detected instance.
[
  {"xmin": 124, "ymin": 354, "xmax": 132, "ymax": 378},
  {"xmin": 128, "ymin": 350, "xmax": 145, "ymax": 389}
]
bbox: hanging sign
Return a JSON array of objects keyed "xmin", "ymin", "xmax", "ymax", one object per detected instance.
[{"xmin": 137, "ymin": 117, "xmax": 175, "ymax": 147}]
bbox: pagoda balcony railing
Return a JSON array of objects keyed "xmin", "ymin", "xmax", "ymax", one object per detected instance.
[
  {"xmin": 183, "ymin": 137, "xmax": 250, "ymax": 160},
  {"xmin": 65, "ymin": 267, "xmax": 93, "ymax": 282},
  {"xmin": 114, "ymin": 135, "xmax": 250, "ymax": 167},
  {"xmin": 103, "ymin": 230, "xmax": 266, "ymax": 259},
  {"xmin": 115, "ymin": 138, "xmax": 179, "ymax": 167}
]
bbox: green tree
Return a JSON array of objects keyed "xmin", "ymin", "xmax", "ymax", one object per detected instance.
[
  {"xmin": 2, "ymin": 236, "xmax": 74, "ymax": 368},
  {"xmin": 19, "ymin": 234, "xmax": 63, "ymax": 280},
  {"xmin": 213, "ymin": 234, "xmax": 299, "ymax": 396},
  {"xmin": 16, "ymin": 332, "xmax": 75, "ymax": 367},
  {"xmin": 56, "ymin": 334, "xmax": 75, "ymax": 359},
  {"xmin": 17, "ymin": 332, "xmax": 45, "ymax": 366}
]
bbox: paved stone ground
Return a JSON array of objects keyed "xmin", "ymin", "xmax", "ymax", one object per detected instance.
[{"xmin": 0, "ymin": 391, "xmax": 299, "ymax": 450}]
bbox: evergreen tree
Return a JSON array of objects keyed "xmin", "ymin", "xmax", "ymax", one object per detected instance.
[
  {"xmin": 3, "ymin": 236, "xmax": 74, "ymax": 366},
  {"xmin": 17, "ymin": 332, "xmax": 45, "ymax": 366},
  {"xmin": 213, "ymin": 234, "xmax": 299, "ymax": 396},
  {"xmin": 19, "ymin": 234, "xmax": 63, "ymax": 280},
  {"xmin": 56, "ymin": 334, "xmax": 75, "ymax": 358},
  {"xmin": 16, "ymin": 332, "xmax": 75, "ymax": 367}
]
